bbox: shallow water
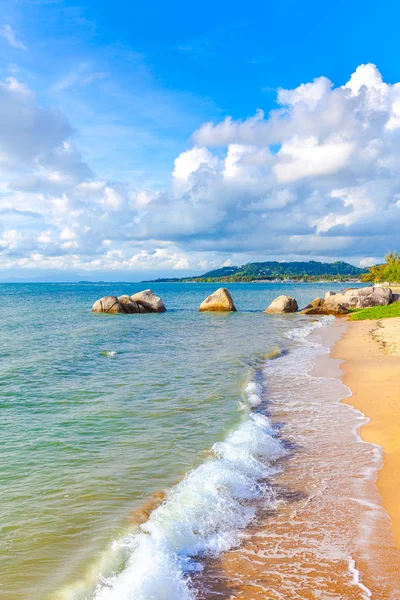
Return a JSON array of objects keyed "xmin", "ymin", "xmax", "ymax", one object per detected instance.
[{"xmin": 3, "ymin": 281, "xmax": 396, "ymax": 600}]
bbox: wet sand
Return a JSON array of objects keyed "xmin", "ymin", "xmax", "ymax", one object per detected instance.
[
  {"xmin": 196, "ymin": 318, "xmax": 400, "ymax": 599},
  {"xmin": 333, "ymin": 317, "xmax": 400, "ymax": 548}
]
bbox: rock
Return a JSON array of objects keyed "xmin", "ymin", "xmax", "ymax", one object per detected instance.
[
  {"xmin": 324, "ymin": 286, "xmax": 392, "ymax": 309},
  {"xmin": 92, "ymin": 296, "xmax": 124, "ymax": 314},
  {"xmin": 300, "ymin": 297, "xmax": 325, "ymax": 312},
  {"xmin": 313, "ymin": 297, "xmax": 324, "ymax": 307},
  {"xmin": 118, "ymin": 296, "xmax": 141, "ymax": 314},
  {"xmin": 92, "ymin": 290, "xmax": 166, "ymax": 314},
  {"xmin": 130, "ymin": 289, "xmax": 166, "ymax": 313},
  {"xmin": 199, "ymin": 288, "xmax": 236, "ymax": 312},
  {"xmin": 301, "ymin": 304, "xmax": 348, "ymax": 316},
  {"xmin": 325, "ymin": 291, "xmax": 336, "ymax": 299},
  {"xmin": 265, "ymin": 295, "xmax": 298, "ymax": 314},
  {"xmin": 355, "ymin": 286, "xmax": 392, "ymax": 307},
  {"xmin": 311, "ymin": 297, "xmax": 324, "ymax": 308}
]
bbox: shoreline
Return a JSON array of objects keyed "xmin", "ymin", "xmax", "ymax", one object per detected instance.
[
  {"xmin": 194, "ymin": 315, "xmax": 400, "ymax": 598},
  {"xmin": 332, "ymin": 317, "xmax": 400, "ymax": 548}
]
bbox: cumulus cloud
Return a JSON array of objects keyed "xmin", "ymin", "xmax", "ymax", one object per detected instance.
[{"xmin": 1, "ymin": 63, "xmax": 400, "ymax": 275}]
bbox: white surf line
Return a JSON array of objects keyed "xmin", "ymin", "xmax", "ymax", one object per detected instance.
[{"xmin": 348, "ymin": 556, "xmax": 373, "ymax": 599}]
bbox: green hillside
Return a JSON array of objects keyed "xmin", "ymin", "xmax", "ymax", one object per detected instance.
[{"xmin": 146, "ymin": 260, "xmax": 366, "ymax": 283}]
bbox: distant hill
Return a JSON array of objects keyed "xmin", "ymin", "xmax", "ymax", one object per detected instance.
[{"xmin": 145, "ymin": 260, "xmax": 366, "ymax": 283}]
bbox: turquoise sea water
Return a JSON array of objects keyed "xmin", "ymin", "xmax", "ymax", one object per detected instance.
[{"xmin": 0, "ymin": 282, "xmax": 361, "ymax": 599}]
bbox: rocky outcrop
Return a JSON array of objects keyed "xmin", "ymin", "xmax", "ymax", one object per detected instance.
[
  {"xmin": 300, "ymin": 295, "xmax": 349, "ymax": 315},
  {"xmin": 130, "ymin": 289, "xmax": 166, "ymax": 313},
  {"xmin": 265, "ymin": 295, "xmax": 298, "ymax": 314},
  {"xmin": 301, "ymin": 286, "xmax": 394, "ymax": 316},
  {"xmin": 325, "ymin": 286, "xmax": 392, "ymax": 310},
  {"xmin": 199, "ymin": 288, "xmax": 236, "ymax": 312},
  {"xmin": 92, "ymin": 290, "xmax": 166, "ymax": 314},
  {"xmin": 301, "ymin": 303, "xmax": 348, "ymax": 316}
]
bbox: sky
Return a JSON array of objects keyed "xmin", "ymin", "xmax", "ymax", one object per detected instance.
[{"xmin": 1, "ymin": 0, "xmax": 400, "ymax": 281}]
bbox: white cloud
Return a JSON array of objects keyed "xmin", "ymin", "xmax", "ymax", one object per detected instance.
[
  {"xmin": 277, "ymin": 76, "xmax": 332, "ymax": 109},
  {"xmin": 103, "ymin": 186, "xmax": 123, "ymax": 210},
  {"xmin": 0, "ymin": 25, "xmax": 27, "ymax": 51},
  {"xmin": 359, "ymin": 257, "xmax": 378, "ymax": 267},
  {"xmin": 1, "ymin": 64, "xmax": 400, "ymax": 275},
  {"xmin": 345, "ymin": 63, "xmax": 384, "ymax": 96},
  {"xmin": 1, "ymin": 76, "xmax": 31, "ymax": 95},
  {"xmin": 274, "ymin": 137, "xmax": 354, "ymax": 182},
  {"xmin": 82, "ymin": 72, "xmax": 108, "ymax": 85},
  {"xmin": 173, "ymin": 146, "xmax": 217, "ymax": 180},
  {"xmin": 0, "ymin": 229, "xmax": 21, "ymax": 248}
]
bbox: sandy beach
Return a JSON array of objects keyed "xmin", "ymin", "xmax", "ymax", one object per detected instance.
[
  {"xmin": 333, "ymin": 317, "xmax": 400, "ymax": 548},
  {"xmin": 190, "ymin": 315, "xmax": 400, "ymax": 599}
]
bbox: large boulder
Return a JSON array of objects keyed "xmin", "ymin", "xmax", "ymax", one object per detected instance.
[
  {"xmin": 265, "ymin": 295, "xmax": 298, "ymax": 314},
  {"xmin": 199, "ymin": 288, "xmax": 236, "ymax": 312},
  {"xmin": 92, "ymin": 296, "xmax": 124, "ymax": 314},
  {"xmin": 353, "ymin": 286, "xmax": 392, "ymax": 307},
  {"xmin": 92, "ymin": 290, "xmax": 166, "ymax": 314},
  {"xmin": 325, "ymin": 286, "xmax": 392, "ymax": 310},
  {"xmin": 130, "ymin": 289, "xmax": 166, "ymax": 313},
  {"xmin": 301, "ymin": 304, "xmax": 348, "ymax": 316}
]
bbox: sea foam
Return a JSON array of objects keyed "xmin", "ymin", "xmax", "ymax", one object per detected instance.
[
  {"xmin": 93, "ymin": 412, "xmax": 286, "ymax": 600},
  {"xmin": 285, "ymin": 315, "xmax": 335, "ymax": 341},
  {"xmin": 91, "ymin": 317, "xmax": 332, "ymax": 600},
  {"xmin": 245, "ymin": 380, "xmax": 263, "ymax": 407}
]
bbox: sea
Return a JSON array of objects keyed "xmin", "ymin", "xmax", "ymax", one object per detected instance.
[{"xmin": 2, "ymin": 282, "xmax": 400, "ymax": 600}]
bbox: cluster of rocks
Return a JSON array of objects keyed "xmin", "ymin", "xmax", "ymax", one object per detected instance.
[
  {"xmin": 197, "ymin": 286, "xmax": 398, "ymax": 315},
  {"xmin": 300, "ymin": 286, "xmax": 395, "ymax": 316},
  {"xmin": 92, "ymin": 289, "xmax": 166, "ymax": 314},
  {"xmin": 92, "ymin": 285, "xmax": 399, "ymax": 317}
]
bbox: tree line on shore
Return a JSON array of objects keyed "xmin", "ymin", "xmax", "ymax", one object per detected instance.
[
  {"xmin": 361, "ymin": 252, "xmax": 400, "ymax": 285},
  {"xmin": 146, "ymin": 260, "xmax": 366, "ymax": 283}
]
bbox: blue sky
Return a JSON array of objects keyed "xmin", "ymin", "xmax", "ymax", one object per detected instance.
[{"xmin": 0, "ymin": 0, "xmax": 400, "ymax": 280}]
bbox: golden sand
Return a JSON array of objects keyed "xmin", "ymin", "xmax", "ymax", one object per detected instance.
[{"xmin": 333, "ymin": 317, "xmax": 400, "ymax": 548}]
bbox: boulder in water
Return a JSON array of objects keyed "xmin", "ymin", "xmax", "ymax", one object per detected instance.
[
  {"xmin": 311, "ymin": 297, "xmax": 324, "ymax": 307},
  {"xmin": 92, "ymin": 290, "xmax": 166, "ymax": 314},
  {"xmin": 199, "ymin": 288, "xmax": 236, "ymax": 312},
  {"xmin": 130, "ymin": 289, "xmax": 166, "ymax": 313},
  {"xmin": 92, "ymin": 296, "xmax": 124, "ymax": 314},
  {"xmin": 265, "ymin": 295, "xmax": 298, "ymax": 314},
  {"xmin": 117, "ymin": 295, "xmax": 141, "ymax": 314},
  {"xmin": 301, "ymin": 304, "xmax": 348, "ymax": 316},
  {"xmin": 307, "ymin": 297, "xmax": 325, "ymax": 308}
]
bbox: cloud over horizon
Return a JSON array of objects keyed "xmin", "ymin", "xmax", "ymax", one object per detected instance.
[{"xmin": 0, "ymin": 63, "xmax": 400, "ymax": 276}]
